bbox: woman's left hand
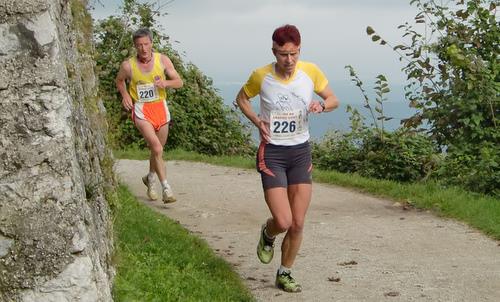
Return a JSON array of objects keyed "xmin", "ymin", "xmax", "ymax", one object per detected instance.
[{"xmin": 308, "ymin": 100, "xmax": 324, "ymax": 113}]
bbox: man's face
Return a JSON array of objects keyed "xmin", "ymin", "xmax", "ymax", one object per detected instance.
[
  {"xmin": 272, "ymin": 42, "xmax": 300, "ymax": 74},
  {"xmin": 134, "ymin": 36, "xmax": 152, "ymax": 59}
]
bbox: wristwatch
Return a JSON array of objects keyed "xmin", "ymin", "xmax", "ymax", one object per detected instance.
[{"xmin": 320, "ymin": 102, "xmax": 326, "ymax": 112}]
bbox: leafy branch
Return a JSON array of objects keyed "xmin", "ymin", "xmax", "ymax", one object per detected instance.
[{"xmin": 345, "ymin": 65, "xmax": 393, "ymax": 141}]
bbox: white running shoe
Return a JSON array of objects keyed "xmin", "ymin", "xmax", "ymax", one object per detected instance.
[
  {"xmin": 142, "ymin": 175, "xmax": 158, "ymax": 200},
  {"xmin": 162, "ymin": 184, "xmax": 176, "ymax": 203}
]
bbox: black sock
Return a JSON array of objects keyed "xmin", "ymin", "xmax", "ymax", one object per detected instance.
[{"xmin": 263, "ymin": 227, "xmax": 275, "ymax": 244}]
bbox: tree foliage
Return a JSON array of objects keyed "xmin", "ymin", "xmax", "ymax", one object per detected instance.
[
  {"xmin": 366, "ymin": 0, "xmax": 499, "ymax": 195},
  {"xmin": 93, "ymin": 0, "xmax": 253, "ymax": 155}
]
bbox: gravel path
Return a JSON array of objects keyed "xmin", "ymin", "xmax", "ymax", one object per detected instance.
[{"xmin": 116, "ymin": 159, "xmax": 500, "ymax": 302}]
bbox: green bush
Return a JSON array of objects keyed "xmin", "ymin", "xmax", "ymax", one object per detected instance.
[
  {"xmin": 167, "ymin": 64, "xmax": 254, "ymax": 155},
  {"xmin": 312, "ymin": 130, "xmax": 362, "ymax": 174},
  {"xmin": 313, "ymin": 66, "xmax": 440, "ymax": 183},
  {"xmin": 357, "ymin": 129, "xmax": 439, "ymax": 181},
  {"xmin": 438, "ymin": 142, "xmax": 499, "ymax": 196},
  {"xmin": 313, "ymin": 128, "xmax": 439, "ymax": 182},
  {"xmin": 366, "ymin": 0, "xmax": 499, "ymax": 195}
]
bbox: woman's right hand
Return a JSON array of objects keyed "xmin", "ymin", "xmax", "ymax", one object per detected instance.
[{"xmin": 257, "ymin": 120, "xmax": 271, "ymax": 143}]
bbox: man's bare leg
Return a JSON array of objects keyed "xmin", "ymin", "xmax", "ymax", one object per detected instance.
[{"xmin": 135, "ymin": 120, "xmax": 175, "ymax": 202}]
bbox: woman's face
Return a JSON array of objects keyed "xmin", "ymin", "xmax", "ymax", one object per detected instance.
[{"xmin": 273, "ymin": 42, "xmax": 300, "ymax": 75}]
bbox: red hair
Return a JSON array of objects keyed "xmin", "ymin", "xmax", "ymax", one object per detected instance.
[{"xmin": 272, "ymin": 24, "xmax": 301, "ymax": 46}]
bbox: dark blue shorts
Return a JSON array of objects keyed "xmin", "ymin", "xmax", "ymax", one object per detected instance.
[{"xmin": 256, "ymin": 141, "xmax": 312, "ymax": 190}]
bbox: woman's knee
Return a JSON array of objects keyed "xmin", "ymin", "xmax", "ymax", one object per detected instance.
[
  {"xmin": 289, "ymin": 218, "xmax": 305, "ymax": 234},
  {"xmin": 272, "ymin": 216, "xmax": 292, "ymax": 233}
]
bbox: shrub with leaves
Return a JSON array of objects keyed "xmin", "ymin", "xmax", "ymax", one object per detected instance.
[
  {"xmin": 437, "ymin": 142, "xmax": 499, "ymax": 195},
  {"xmin": 313, "ymin": 67, "xmax": 439, "ymax": 182},
  {"xmin": 357, "ymin": 129, "xmax": 440, "ymax": 181},
  {"xmin": 312, "ymin": 130, "xmax": 363, "ymax": 174},
  {"xmin": 312, "ymin": 127, "xmax": 439, "ymax": 182}
]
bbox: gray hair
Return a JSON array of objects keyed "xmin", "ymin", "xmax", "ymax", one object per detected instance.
[{"xmin": 133, "ymin": 28, "xmax": 153, "ymax": 42}]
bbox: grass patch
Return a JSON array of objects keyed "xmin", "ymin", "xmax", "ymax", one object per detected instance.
[
  {"xmin": 115, "ymin": 148, "xmax": 500, "ymax": 240},
  {"xmin": 113, "ymin": 185, "xmax": 254, "ymax": 302}
]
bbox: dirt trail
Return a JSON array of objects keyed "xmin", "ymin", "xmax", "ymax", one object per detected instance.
[{"xmin": 116, "ymin": 159, "xmax": 500, "ymax": 302}]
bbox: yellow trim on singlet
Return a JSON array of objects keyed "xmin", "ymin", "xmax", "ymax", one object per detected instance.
[
  {"xmin": 297, "ymin": 61, "xmax": 329, "ymax": 93},
  {"xmin": 243, "ymin": 64, "xmax": 272, "ymax": 98},
  {"xmin": 128, "ymin": 52, "xmax": 167, "ymax": 103},
  {"xmin": 243, "ymin": 61, "xmax": 328, "ymax": 98}
]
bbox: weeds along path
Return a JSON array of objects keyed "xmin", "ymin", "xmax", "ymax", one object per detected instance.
[{"xmin": 116, "ymin": 159, "xmax": 500, "ymax": 302}]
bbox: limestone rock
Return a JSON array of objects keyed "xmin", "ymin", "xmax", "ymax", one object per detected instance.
[{"xmin": 0, "ymin": 0, "xmax": 114, "ymax": 300}]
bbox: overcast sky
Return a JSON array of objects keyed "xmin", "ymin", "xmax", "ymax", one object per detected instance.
[{"xmin": 91, "ymin": 0, "xmax": 419, "ymax": 86}]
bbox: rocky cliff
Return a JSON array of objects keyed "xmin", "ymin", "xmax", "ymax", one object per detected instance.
[{"xmin": 0, "ymin": 0, "xmax": 114, "ymax": 300}]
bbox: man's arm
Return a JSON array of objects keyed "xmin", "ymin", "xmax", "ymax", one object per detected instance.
[
  {"xmin": 156, "ymin": 54, "xmax": 183, "ymax": 89},
  {"xmin": 115, "ymin": 61, "xmax": 133, "ymax": 111}
]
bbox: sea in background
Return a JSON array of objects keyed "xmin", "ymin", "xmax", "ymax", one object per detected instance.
[{"xmin": 214, "ymin": 80, "xmax": 417, "ymax": 142}]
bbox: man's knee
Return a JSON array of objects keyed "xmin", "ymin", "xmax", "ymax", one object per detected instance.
[{"xmin": 150, "ymin": 143, "xmax": 163, "ymax": 156}]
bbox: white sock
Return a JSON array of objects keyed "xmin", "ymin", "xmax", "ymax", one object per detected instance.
[
  {"xmin": 278, "ymin": 265, "xmax": 291, "ymax": 275},
  {"xmin": 161, "ymin": 180, "xmax": 169, "ymax": 189},
  {"xmin": 147, "ymin": 172, "xmax": 155, "ymax": 182}
]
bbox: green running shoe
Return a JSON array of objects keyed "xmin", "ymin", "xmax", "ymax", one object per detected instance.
[
  {"xmin": 257, "ymin": 224, "xmax": 274, "ymax": 264},
  {"xmin": 275, "ymin": 271, "xmax": 302, "ymax": 293}
]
